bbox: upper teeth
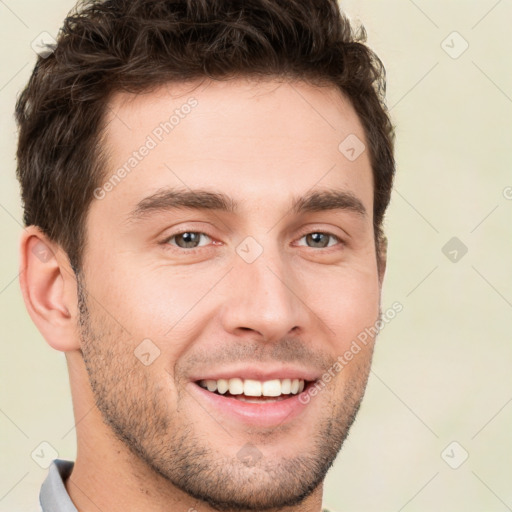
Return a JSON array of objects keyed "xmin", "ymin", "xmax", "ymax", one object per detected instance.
[{"xmin": 198, "ymin": 378, "xmax": 305, "ymax": 396}]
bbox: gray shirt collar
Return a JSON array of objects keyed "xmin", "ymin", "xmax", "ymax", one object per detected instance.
[{"xmin": 39, "ymin": 459, "xmax": 77, "ymax": 512}]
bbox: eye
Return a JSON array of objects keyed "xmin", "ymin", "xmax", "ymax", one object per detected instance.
[
  {"xmin": 165, "ymin": 231, "xmax": 212, "ymax": 249},
  {"xmin": 297, "ymin": 232, "xmax": 341, "ymax": 249}
]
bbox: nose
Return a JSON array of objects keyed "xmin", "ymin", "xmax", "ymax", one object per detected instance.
[{"xmin": 219, "ymin": 245, "xmax": 308, "ymax": 343}]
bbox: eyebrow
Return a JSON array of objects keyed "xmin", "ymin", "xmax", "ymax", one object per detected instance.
[{"xmin": 128, "ymin": 186, "xmax": 367, "ymax": 221}]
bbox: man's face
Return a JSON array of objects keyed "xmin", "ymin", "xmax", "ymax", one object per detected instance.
[{"xmin": 78, "ymin": 79, "xmax": 382, "ymax": 510}]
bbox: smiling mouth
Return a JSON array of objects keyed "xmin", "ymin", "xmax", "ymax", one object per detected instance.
[{"xmin": 195, "ymin": 378, "xmax": 314, "ymax": 403}]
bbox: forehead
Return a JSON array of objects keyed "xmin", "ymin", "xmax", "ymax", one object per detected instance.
[{"xmin": 95, "ymin": 78, "xmax": 373, "ymax": 220}]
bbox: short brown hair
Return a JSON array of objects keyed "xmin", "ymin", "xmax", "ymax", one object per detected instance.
[{"xmin": 16, "ymin": 0, "xmax": 395, "ymax": 272}]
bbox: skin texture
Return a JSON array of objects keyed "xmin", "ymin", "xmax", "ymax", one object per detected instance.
[{"xmin": 20, "ymin": 78, "xmax": 385, "ymax": 512}]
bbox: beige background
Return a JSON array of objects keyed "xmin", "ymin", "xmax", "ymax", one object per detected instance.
[{"xmin": 1, "ymin": 1, "xmax": 511, "ymax": 511}]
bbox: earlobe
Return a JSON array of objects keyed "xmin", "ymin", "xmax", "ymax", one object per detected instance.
[{"xmin": 19, "ymin": 227, "xmax": 81, "ymax": 352}]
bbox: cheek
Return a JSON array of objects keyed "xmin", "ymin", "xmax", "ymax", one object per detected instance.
[
  {"xmin": 93, "ymin": 261, "xmax": 199, "ymax": 328},
  {"xmin": 90, "ymin": 261, "xmax": 221, "ymax": 369},
  {"xmin": 299, "ymin": 267, "xmax": 381, "ymax": 350}
]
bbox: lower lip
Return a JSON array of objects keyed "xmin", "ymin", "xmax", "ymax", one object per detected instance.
[{"xmin": 188, "ymin": 382, "xmax": 312, "ymax": 428}]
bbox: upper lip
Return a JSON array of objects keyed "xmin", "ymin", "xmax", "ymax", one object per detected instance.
[{"xmin": 189, "ymin": 364, "xmax": 321, "ymax": 383}]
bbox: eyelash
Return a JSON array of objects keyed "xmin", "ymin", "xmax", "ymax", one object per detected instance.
[{"xmin": 162, "ymin": 230, "xmax": 344, "ymax": 252}]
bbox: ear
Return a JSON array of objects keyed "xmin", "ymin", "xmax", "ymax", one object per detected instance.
[
  {"xmin": 377, "ymin": 235, "xmax": 387, "ymax": 285},
  {"xmin": 19, "ymin": 226, "xmax": 80, "ymax": 352}
]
